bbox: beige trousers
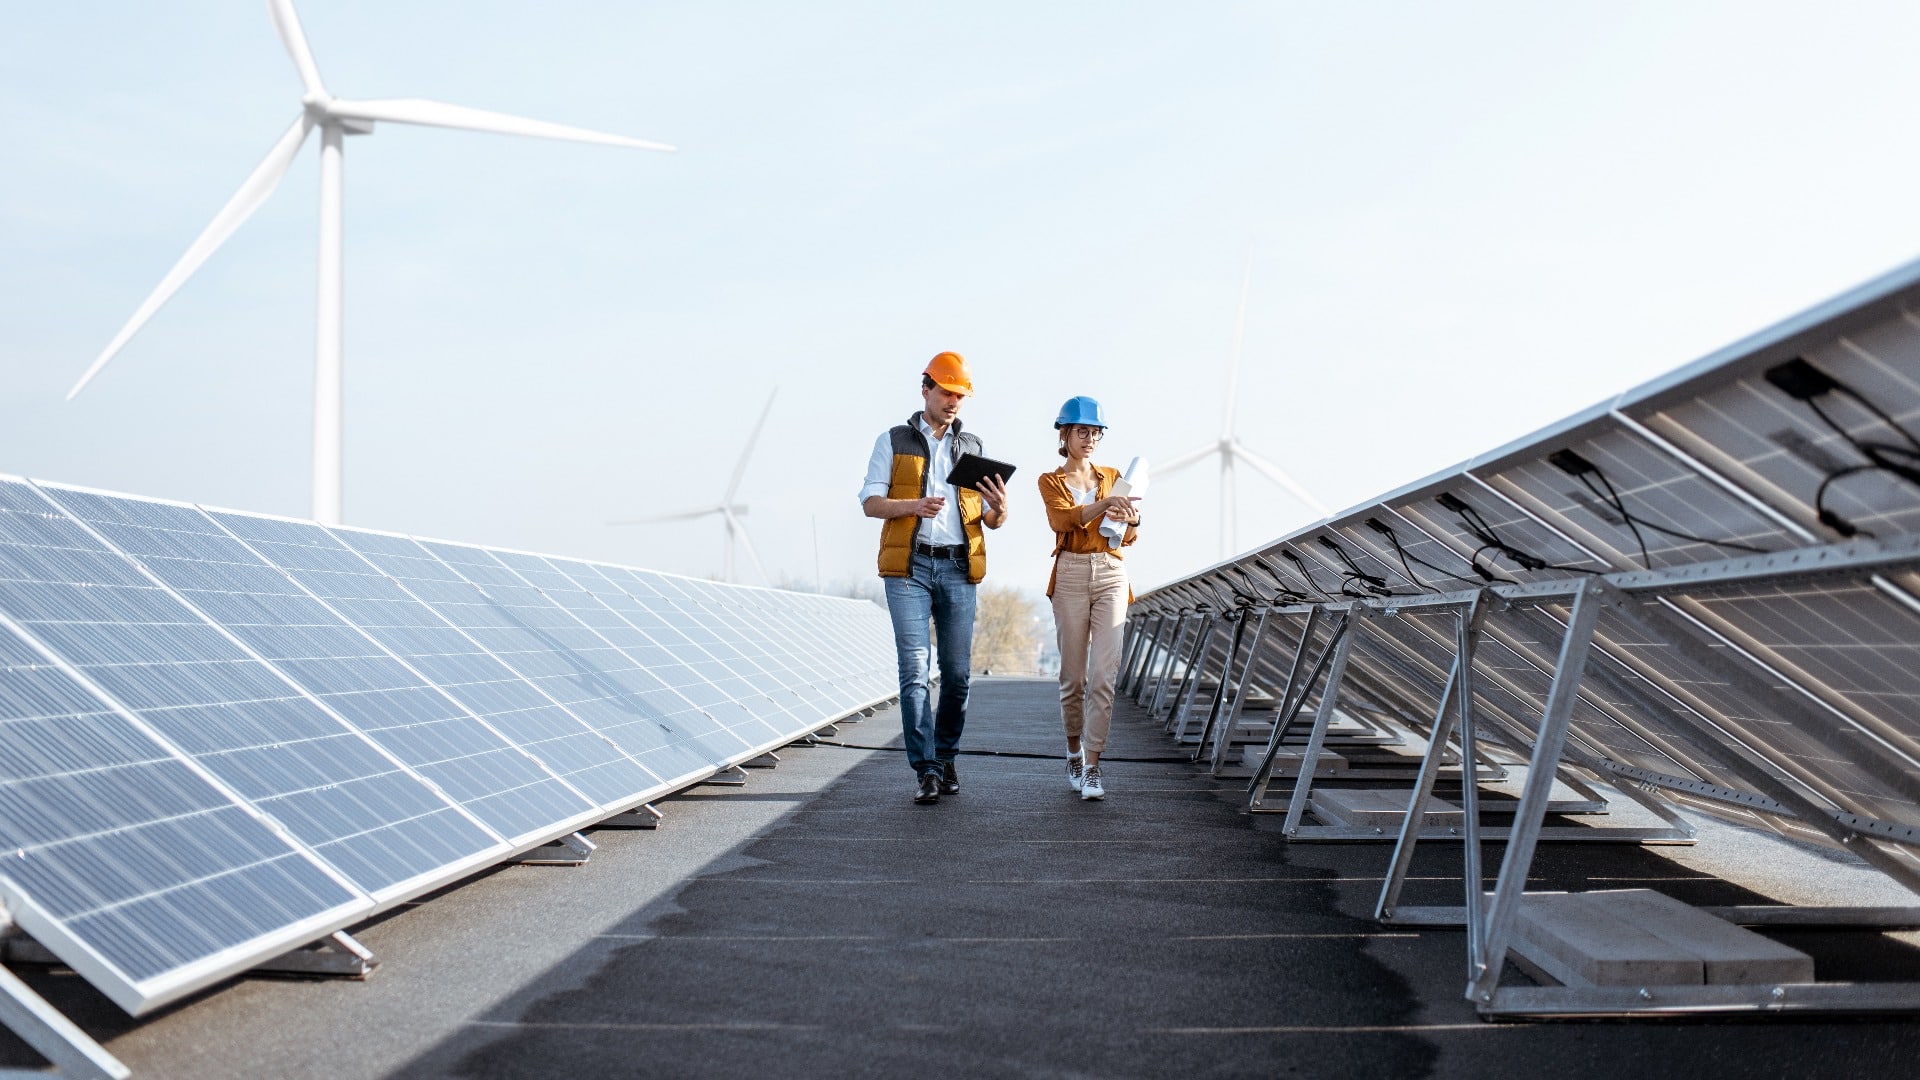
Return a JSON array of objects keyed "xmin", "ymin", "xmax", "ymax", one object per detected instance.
[{"xmin": 1051, "ymin": 550, "xmax": 1130, "ymax": 755}]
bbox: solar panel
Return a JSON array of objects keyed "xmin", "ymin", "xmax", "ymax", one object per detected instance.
[
  {"xmin": 1638, "ymin": 324, "xmax": 1920, "ymax": 542},
  {"xmin": 0, "ymin": 613, "xmax": 365, "ymax": 1014},
  {"xmin": 6, "ymin": 481, "xmax": 501, "ymax": 899},
  {"xmin": 1480, "ymin": 428, "xmax": 1797, "ymax": 570},
  {"xmin": 651, "ymin": 573, "xmax": 856, "ymax": 732},
  {"xmin": 585, "ymin": 564, "xmax": 801, "ymax": 751},
  {"xmin": 1126, "ymin": 257, "xmax": 1920, "ymax": 1017},
  {"xmin": 295, "ymin": 526, "xmax": 680, "ymax": 805},
  {"xmin": 85, "ymin": 502, "xmax": 607, "ymax": 844},
  {"xmin": 439, "ymin": 546, "xmax": 753, "ymax": 778},
  {"xmin": 766, "ymin": 588, "xmax": 902, "ymax": 711},
  {"xmin": 0, "ymin": 473, "xmax": 896, "ymax": 1071}
]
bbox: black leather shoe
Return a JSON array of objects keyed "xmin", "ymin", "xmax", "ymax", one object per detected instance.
[
  {"xmin": 914, "ymin": 772, "xmax": 941, "ymax": 804},
  {"xmin": 939, "ymin": 761, "xmax": 959, "ymax": 795}
]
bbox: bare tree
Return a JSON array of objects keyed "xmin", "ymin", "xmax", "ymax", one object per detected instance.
[{"xmin": 971, "ymin": 585, "xmax": 1042, "ymax": 674}]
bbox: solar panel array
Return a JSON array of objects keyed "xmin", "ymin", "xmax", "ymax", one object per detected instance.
[
  {"xmin": 0, "ymin": 478, "xmax": 895, "ymax": 1016},
  {"xmin": 1125, "ymin": 257, "xmax": 1920, "ymax": 1013}
]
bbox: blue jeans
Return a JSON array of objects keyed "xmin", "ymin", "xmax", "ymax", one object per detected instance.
[{"xmin": 884, "ymin": 551, "xmax": 976, "ymax": 777}]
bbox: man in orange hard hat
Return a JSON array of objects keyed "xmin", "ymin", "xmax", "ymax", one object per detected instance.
[{"xmin": 860, "ymin": 351, "xmax": 1010, "ymax": 805}]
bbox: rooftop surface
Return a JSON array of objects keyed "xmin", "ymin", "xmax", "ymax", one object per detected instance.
[{"xmin": 5, "ymin": 676, "xmax": 1920, "ymax": 1078}]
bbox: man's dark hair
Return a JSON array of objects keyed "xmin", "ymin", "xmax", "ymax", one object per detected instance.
[{"xmin": 922, "ymin": 374, "xmax": 936, "ymax": 391}]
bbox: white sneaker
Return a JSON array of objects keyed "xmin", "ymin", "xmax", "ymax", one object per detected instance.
[
  {"xmin": 1081, "ymin": 764, "xmax": 1105, "ymax": 801},
  {"xmin": 1066, "ymin": 753, "xmax": 1084, "ymax": 793}
]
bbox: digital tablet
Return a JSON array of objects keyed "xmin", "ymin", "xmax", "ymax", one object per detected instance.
[{"xmin": 947, "ymin": 452, "xmax": 1017, "ymax": 491}]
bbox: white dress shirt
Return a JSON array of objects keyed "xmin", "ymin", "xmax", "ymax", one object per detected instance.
[{"xmin": 860, "ymin": 416, "xmax": 966, "ymax": 546}]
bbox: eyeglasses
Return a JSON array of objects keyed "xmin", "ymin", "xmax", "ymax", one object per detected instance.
[{"xmin": 1067, "ymin": 426, "xmax": 1103, "ymax": 441}]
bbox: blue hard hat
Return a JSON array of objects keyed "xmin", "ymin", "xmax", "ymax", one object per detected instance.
[{"xmin": 1054, "ymin": 396, "xmax": 1107, "ymax": 429}]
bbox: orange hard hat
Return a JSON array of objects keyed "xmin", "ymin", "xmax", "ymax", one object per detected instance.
[{"xmin": 924, "ymin": 351, "xmax": 973, "ymax": 396}]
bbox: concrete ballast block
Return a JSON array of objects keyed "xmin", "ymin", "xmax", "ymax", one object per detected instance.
[
  {"xmin": 1513, "ymin": 889, "xmax": 1813, "ymax": 988},
  {"xmin": 1241, "ymin": 745, "xmax": 1347, "ymax": 776},
  {"xmin": 1309, "ymin": 788, "xmax": 1462, "ymax": 829}
]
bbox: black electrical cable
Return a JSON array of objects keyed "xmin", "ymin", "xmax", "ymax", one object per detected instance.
[
  {"xmin": 1813, "ymin": 464, "xmax": 1886, "ymax": 538},
  {"xmin": 1441, "ymin": 494, "xmax": 1604, "ymax": 578},
  {"xmin": 1228, "ymin": 566, "xmax": 1289, "ymax": 608},
  {"xmin": 1316, "ymin": 536, "xmax": 1401, "ymax": 597},
  {"xmin": 1581, "ymin": 470, "xmax": 1652, "ymax": 569},
  {"xmin": 1766, "ymin": 357, "xmax": 1920, "ymax": 538},
  {"xmin": 1803, "ymin": 395, "xmax": 1920, "ymax": 538},
  {"xmin": 1823, "ymin": 380, "xmax": 1920, "ymax": 453},
  {"xmin": 1584, "ymin": 469, "xmax": 1772, "ymax": 561},
  {"xmin": 1365, "ymin": 517, "xmax": 1492, "ymax": 588},
  {"xmin": 1379, "ymin": 527, "xmax": 1430, "ymax": 589},
  {"xmin": 1250, "ymin": 557, "xmax": 1316, "ymax": 604},
  {"xmin": 1549, "ymin": 447, "xmax": 1773, "ymax": 567},
  {"xmin": 1278, "ymin": 549, "xmax": 1337, "ymax": 599},
  {"xmin": 1258, "ymin": 584, "xmax": 1313, "ymax": 605}
]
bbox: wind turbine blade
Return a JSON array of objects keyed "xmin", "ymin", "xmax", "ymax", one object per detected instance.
[
  {"xmin": 69, "ymin": 114, "xmax": 313, "ymax": 400},
  {"xmin": 724, "ymin": 389, "xmax": 777, "ymax": 503},
  {"xmin": 326, "ymin": 98, "xmax": 676, "ymax": 152},
  {"xmin": 725, "ymin": 509, "xmax": 772, "ymax": 586},
  {"xmin": 1154, "ymin": 443, "xmax": 1218, "ymax": 478},
  {"xmin": 606, "ymin": 505, "xmax": 724, "ymax": 525},
  {"xmin": 267, "ymin": 0, "xmax": 327, "ymax": 97},
  {"xmin": 1231, "ymin": 440, "xmax": 1331, "ymax": 515},
  {"xmin": 1222, "ymin": 241, "xmax": 1253, "ymax": 439}
]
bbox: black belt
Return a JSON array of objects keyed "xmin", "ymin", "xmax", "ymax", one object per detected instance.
[{"xmin": 914, "ymin": 542, "xmax": 967, "ymax": 559}]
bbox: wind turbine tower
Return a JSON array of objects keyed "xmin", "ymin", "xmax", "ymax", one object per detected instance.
[
  {"xmin": 67, "ymin": 0, "xmax": 675, "ymax": 525},
  {"xmin": 1158, "ymin": 247, "xmax": 1330, "ymax": 559},
  {"xmin": 609, "ymin": 390, "xmax": 779, "ymax": 585}
]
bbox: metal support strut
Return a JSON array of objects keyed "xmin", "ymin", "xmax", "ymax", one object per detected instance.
[
  {"xmin": 1467, "ymin": 578, "xmax": 1606, "ymax": 1004},
  {"xmin": 1247, "ymin": 609, "xmax": 1345, "ymax": 809},
  {"xmin": 599, "ymin": 802, "xmax": 664, "ymax": 829},
  {"xmin": 1281, "ymin": 609, "xmax": 1366, "ymax": 835},
  {"xmin": 1376, "ymin": 593, "xmax": 1486, "ymax": 923},
  {"xmin": 0, "ymin": 963, "xmax": 128, "ymax": 1080},
  {"xmin": 513, "ymin": 831, "xmax": 596, "ymax": 866}
]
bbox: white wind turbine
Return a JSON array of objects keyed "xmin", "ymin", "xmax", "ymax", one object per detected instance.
[
  {"xmin": 609, "ymin": 390, "xmax": 777, "ymax": 585},
  {"xmin": 1158, "ymin": 247, "xmax": 1330, "ymax": 559},
  {"xmin": 66, "ymin": 0, "xmax": 675, "ymax": 526}
]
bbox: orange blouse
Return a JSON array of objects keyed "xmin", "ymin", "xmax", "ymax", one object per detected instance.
[{"xmin": 1038, "ymin": 464, "xmax": 1139, "ymax": 597}]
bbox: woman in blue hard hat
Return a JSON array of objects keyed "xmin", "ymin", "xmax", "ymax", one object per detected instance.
[{"xmin": 1037, "ymin": 396, "xmax": 1139, "ymax": 801}]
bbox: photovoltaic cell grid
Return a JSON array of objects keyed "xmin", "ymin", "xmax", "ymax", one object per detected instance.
[
  {"xmin": 585, "ymin": 564, "xmax": 794, "ymax": 746},
  {"xmin": 0, "ymin": 480, "xmax": 895, "ymax": 1015},
  {"xmin": 405, "ymin": 541, "xmax": 741, "ymax": 784},
  {"xmin": 7, "ymin": 482, "xmax": 494, "ymax": 900},
  {"xmin": 101, "ymin": 502, "xmax": 593, "ymax": 844},
  {"xmin": 1134, "ymin": 257, "xmax": 1920, "ymax": 857},
  {"xmin": 0, "ymin": 616, "xmax": 361, "ymax": 1010},
  {"xmin": 214, "ymin": 513, "xmax": 657, "ymax": 811},
  {"xmin": 1643, "ymin": 317, "xmax": 1920, "ymax": 541}
]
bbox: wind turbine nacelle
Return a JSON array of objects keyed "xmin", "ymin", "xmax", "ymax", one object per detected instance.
[{"xmin": 301, "ymin": 97, "xmax": 375, "ymax": 135}]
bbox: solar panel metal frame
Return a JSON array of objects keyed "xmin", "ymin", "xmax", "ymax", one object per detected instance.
[
  {"xmin": 325, "ymin": 528, "xmax": 898, "ymax": 775},
  {"xmin": 22, "ymin": 479, "xmax": 520, "ymax": 891},
  {"xmin": 0, "ymin": 608, "xmax": 372, "ymax": 1017},
  {"xmin": 45, "ymin": 489, "xmax": 617, "ymax": 849},
  {"xmin": 192, "ymin": 508, "xmax": 615, "ymax": 843},
  {"xmin": 0, "ymin": 475, "xmax": 897, "ymax": 1063},
  {"xmin": 326, "ymin": 527, "xmax": 734, "ymax": 794},
  {"xmin": 1126, "ymin": 257, "xmax": 1920, "ymax": 1017}
]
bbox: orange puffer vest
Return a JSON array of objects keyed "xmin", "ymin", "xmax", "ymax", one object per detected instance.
[{"xmin": 876, "ymin": 413, "xmax": 987, "ymax": 583}]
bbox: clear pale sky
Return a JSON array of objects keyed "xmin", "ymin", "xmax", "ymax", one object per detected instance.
[{"xmin": 6, "ymin": 2, "xmax": 1920, "ymax": 598}]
